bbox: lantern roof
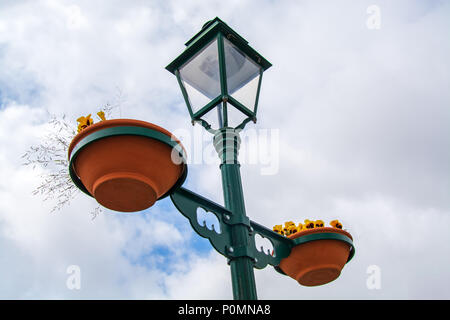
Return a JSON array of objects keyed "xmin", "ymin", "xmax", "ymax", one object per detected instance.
[{"xmin": 166, "ymin": 17, "xmax": 272, "ymax": 74}]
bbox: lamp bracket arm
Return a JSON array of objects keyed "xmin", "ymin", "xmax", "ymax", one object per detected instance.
[
  {"xmin": 192, "ymin": 119, "xmax": 217, "ymax": 135},
  {"xmin": 170, "ymin": 187, "xmax": 293, "ymax": 270},
  {"xmin": 235, "ymin": 117, "xmax": 255, "ymax": 131},
  {"xmin": 170, "ymin": 186, "xmax": 233, "ymax": 257},
  {"xmin": 248, "ymin": 220, "xmax": 293, "ymax": 269}
]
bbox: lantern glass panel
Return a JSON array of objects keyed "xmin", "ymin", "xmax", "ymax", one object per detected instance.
[
  {"xmin": 231, "ymin": 73, "xmax": 260, "ymax": 113},
  {"xmin": 179, "ymin": 38, "xmax": 221, "ymax": 113},
  {"xmin": 201, "ymin": 102, "xmax": 224, "ymax": 130},
  {"xmin": 224, "ymin": 38, "xmax": 261, "ymax": 111},
  {"xmin": 226, "ymin": 103, "xmax": 249, "ymax": 128}
]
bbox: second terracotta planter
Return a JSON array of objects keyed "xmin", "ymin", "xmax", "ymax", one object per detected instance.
[
  {"xmin": 277, "ymin": 227, "xmax": 354, "ymax": 287},
  {"xmin": 68, "ymin": 119, "xmax": 187, "ymax": 212}
]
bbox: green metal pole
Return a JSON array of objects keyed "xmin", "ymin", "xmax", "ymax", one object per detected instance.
[{"xmin": 213, "ymin": 128, "xmax": 258, "ymax": 300}]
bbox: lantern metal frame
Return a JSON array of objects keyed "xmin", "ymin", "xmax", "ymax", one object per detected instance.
[{"xmin": 166, "ymin": 17, "xmax": 271, "ymax": 131}]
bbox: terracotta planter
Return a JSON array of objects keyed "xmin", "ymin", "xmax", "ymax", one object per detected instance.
[
  {"xmin": 68, "ymin": 119, "xmax": 187, "ymax": 212},
  {"xmin": 277, "ymin": 227, "xmax": 354, "ymax": 287}
]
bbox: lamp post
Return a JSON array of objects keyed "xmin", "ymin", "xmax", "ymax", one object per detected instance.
[
  {"xmin": 166, "ymin": 17, "xmax": 276, "ymax": 299},
  {"xmin": 68, "ymin": 17, "xmax": 355, "ymax": 301}
]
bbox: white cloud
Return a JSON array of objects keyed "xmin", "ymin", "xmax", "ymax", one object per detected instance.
[{"xmin": 0, "ymin": 0, "xmax": 449, "ymax": 299}]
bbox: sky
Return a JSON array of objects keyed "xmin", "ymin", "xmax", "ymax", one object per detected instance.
[{"xmin": 0, "ymin": 0, "xmax": 449, "ymax": 299}]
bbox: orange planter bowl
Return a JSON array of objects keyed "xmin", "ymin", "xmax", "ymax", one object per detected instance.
[
  {"xmin": 276, "ymin": 228, "xmax": 355, "ymax": 287},
  {"xmin": 68, "ymin": 119, "xmax": 187, "ymax": 212}
]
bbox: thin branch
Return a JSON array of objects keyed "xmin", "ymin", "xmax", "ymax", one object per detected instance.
[{"xmin": 23, "ymin": 91, "xmax": 123, "ymax": 218}]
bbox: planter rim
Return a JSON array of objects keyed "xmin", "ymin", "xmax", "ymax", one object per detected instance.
[
  {"xmin": 68, "ymin": 119, "xmax": 180, "ymax": 158},
  {"xmin": 274, "ymin": 228, "xmax": 355, "ymax": 276},
  {"xmin": 289, "ymin": 227, "xmax": 353, "ymax": 241},
  {"xmin": 68, "ymin": 121, "xmax": 187, "ymax": 200}
]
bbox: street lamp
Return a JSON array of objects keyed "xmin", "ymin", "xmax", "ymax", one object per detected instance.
[
  {"xmin": 68, "ymin": 17, "xmax": 355, "ymax": 301},
  {"xmin": 166, "ymin": 18, "xmax": 274, "ymax": 300},
  {"xmin": 166, "ymin": 18, "xmax": 354, "ymax": 300}
]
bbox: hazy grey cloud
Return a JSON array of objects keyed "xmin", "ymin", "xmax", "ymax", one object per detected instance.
[{"xmin": 0, "ymin": 0, "xmax": 449, "ymax": 299}]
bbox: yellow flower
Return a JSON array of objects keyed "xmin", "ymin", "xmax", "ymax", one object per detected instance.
[
  {"xmin": 273, "ymin": 225, "xmax": 284, "ymax": 236},
  {"xmin": 330, "ymin": 220, "xmax": 343, "ymax": 229},
  {"xmin": 297, "ymin": 223, "xmax": 304, "ymax": 231},
  {"xmin": 314, "ymin": 220, "xmax": 324, "ymax": 228},
  {"xmin": 286, "ymin": 224, "xmax": 299, "ymax": 236},
  {"xmin": 77, "ymin": 116, "xmax": 86, "ymax": 133},
  {"xmin": 304, "ymin": 219, "xmax": 315, "ymax": 229},
  {"xmin": 283, "ymin": 221, "xmax": 295, "ymax": 235},
  {"xmin": 284, "ymin": 221, "xmax": 295, "ymax": 227},
  {"xmin": 86, "ymin": 114, "xmax": 93, "ymax": 125},
  {"xmin": 97, "ymin": 111, "xmax": 106, "ymax": 121},
  {"xmin": 76, "ymin": 114, "xmax": 94, "ymax": 133}
]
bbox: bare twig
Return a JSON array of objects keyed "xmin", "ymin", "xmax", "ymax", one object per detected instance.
[{"xmin": 22, "ymin": 93, "xmax": 122, "ymax": 218}]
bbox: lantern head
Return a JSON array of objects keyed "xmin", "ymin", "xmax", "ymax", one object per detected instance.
[{"xmin": 166, "ymin": 17, "xmax": 271, "ymax": 130}]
